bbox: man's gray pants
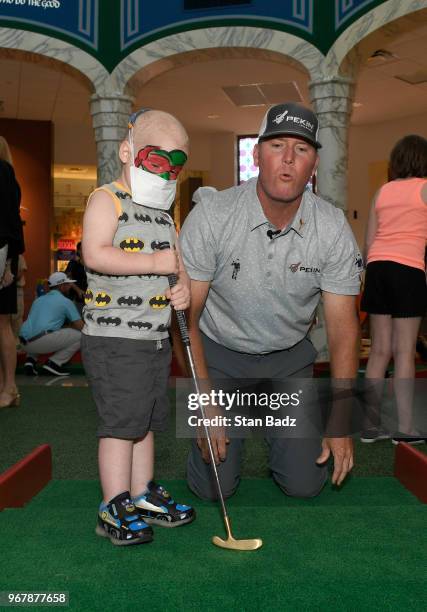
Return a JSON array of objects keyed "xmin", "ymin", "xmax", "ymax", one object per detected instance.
[
  {"xmin": 187, "ymin": 333, "xmax": 328, "ymax": 500},
  {"xmin": 25, "ymin": 328, "xmax": 81, "ymax": 366}
]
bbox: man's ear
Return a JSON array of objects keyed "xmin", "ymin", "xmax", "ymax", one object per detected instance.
[
  {"xmin": 119, "ymin": 139, "xmax": 131, "ymax": 164},
  {"xmin": 312, "ymin": 153, "xmax": 320, "ymax": 177},
  {"xmin": 253, "ymin": 143, "xmax": 260, "ymax": 168}
]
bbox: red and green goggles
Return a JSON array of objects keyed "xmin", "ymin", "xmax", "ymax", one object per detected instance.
[{"xmin": 134, "ymin": 145, "xmax": 187, "ymax": 180}]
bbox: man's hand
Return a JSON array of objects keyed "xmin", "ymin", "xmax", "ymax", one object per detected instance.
[
  {"xmin": 152, "ymin": 249, "xmax": 179, "ymax": 275},
  {"xmin": 316, "ymin": 437, "xmax": 354, "ymax": 485},
  {"xmin": 197, "ymin": 406, "xmax": 229, "ymax": 464}
]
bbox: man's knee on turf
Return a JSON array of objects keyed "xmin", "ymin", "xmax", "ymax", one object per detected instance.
[
  {"xmin": 186, "ymin": 475, "xmax": 240, "ymax": 501},
  {"xmin": 273, "ymin": 473, "xmax": 327, "ymax": 499}
]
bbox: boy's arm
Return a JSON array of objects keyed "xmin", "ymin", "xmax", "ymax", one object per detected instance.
[{"xmin": 82, "ymin": 189, "xmax": 178, "ymax": 276}]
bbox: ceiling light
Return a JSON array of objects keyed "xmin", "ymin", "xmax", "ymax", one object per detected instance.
[
  {"xmin": 222, "ymin": 82, "xmax": 302, "ymax": 108},
  {"xmin": 207, "ymin": 114, "xmax": 220, "ymax": 119}
]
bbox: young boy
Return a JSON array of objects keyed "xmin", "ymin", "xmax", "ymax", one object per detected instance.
[{"xmin": 81, "ymin": 109, "xmax": 194, "ymax": 546}]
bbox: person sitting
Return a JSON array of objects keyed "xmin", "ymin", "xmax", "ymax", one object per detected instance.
[{"xmin": 19, "ymin": 271, "xmax": 83, "ymax": 376}]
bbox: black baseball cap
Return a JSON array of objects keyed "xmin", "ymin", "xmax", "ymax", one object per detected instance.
[{"xmin": 258, "ymin": 102, "xmax": 321, "ymax": 149}]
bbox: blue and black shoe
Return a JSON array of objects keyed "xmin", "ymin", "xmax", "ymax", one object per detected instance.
[
  {"xmin": 133, "ymin": 481, "xmax": 195, "ymax": 528},
  {"xmin": 95, "ymin": 491, "xmax": 153, "ymax": 546}
]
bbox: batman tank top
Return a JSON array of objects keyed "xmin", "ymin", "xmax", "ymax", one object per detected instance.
[{"xmin": 83, "ymin": 181, "xmax": 176, "ymax": 340}]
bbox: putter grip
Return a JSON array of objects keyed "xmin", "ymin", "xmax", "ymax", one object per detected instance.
[{"xmin": 159, "ymin": 241, "xmax": 190, "ymax": 346}]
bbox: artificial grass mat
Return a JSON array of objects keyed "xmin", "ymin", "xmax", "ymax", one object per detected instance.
[
  {"xmin": 1, "ymin": 478, "xmax": 426, "ymax": 611},
  {"xmin": 2, "ymin": 385, "xmax": 425, "ymax": 480}
]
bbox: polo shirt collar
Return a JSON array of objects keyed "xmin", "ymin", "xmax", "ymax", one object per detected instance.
[
  {"xmin": 247, "ymin": 179, "xmax": 269, "ymax": 231},
  {"xmin": 288, "ymin": 189, "xmax": 313, "ymax": 237},
  {"xmin": 248, "ymin": 178, "xmax": 313, "ymax": 237}
]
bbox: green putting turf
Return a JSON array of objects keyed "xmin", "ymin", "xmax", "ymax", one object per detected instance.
[
  {"xmin": 2, "ymin": 385, "xmax": 425, "ymax": 480},
  {"xmin": 0, "ymin": 478, "xmax": 426, "ymax": 611}
]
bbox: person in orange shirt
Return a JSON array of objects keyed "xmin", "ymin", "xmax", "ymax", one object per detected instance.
[{"xmin": 361, "ymin": 135, "xmax": 427, "ymax": 444}]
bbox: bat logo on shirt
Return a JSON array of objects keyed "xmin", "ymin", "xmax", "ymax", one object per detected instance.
[
  {"xmin": 120, "ymin": 238, "xmax": 144, "ymax": 252},
  {"xmin": 156, "ymin": 324, "xmax": 168, "ymax": 332},
  {"xmin": 134, "ymin": 213, "xmax": 152, "ymax": 224},
  {"xmin": 117, "ymin": 295, "xmax": 143, "ymax": 307},
  {"xmin": 149, "ymin": 295, "xmax": 169, "ymax": 309},
  {"xmin": 118, "ymin": 212, "xmax": 129, "ymax": 223},
  {"xmin": 97, "ymin": 316, "xmax": 121, "ymax": 327},
  {"xmin": 85, "ymin": 312, "xmax": 94, "ymax": 321},
  {"xmin": 127, "ymin": 321, "xmax": 153, "ymax": 330},
  {"xmin": 155, "ymin": 216, "xmax": 172, "ymax": 227},
  {"xmin": 84, "ymin": 290, "xmax": 93, "ymax": 304},
  {"xmin": 116, "ymin": 191, "xmax": 131, "ymax": 200},
  {"xmin": 151, "ymin": 240, "xmax": 170, "ymax": 251},
  {"xmin": 95, "ymin": 292, "xmax": 112, "ymax": 307}
]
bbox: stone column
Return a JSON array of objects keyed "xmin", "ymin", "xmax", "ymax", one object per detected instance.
[
  {"xmin": 90, "ymin": 92, "xmax": 134, "ymax": 186},
  {"xmin": 308, "ymin": 76, "xmax": 355, "ymax": 362},
  {"xmin": 308, "ymin": 76, "xmax": 355, "ymax": 212}
]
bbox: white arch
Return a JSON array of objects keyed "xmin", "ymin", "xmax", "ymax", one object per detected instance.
[
  {"xmin": 325, "ymin": 0, "xmax": 427, "ymax": 74},
  {"xmin": 0, "ymin": 27, "xmax": 109, "ymax": 91},
  {"xmin": 111, "ymin": 26, "xmax": 325, "ymax": 91}
]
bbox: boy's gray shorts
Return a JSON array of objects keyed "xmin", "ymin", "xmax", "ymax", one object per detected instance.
[{"xmin": 81, "ymin": 334, "xmax": 171, "ymax": 439}]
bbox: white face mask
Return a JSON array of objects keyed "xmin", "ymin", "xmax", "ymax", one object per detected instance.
[
  {"xmin": 129, "ymin": 165, "xmax": 177, "ymax": 210},
  {"xmin": 128, "ymin": 131, "xmax": 177, "ymax": 210}
]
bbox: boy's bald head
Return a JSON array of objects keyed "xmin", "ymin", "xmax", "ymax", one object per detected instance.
[{"xmin": 131, "ymin": 109, "xmax": 189, "ymax": 154}]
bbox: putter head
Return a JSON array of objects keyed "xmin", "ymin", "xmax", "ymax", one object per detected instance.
[{"xmin": 212, "ymin": 535, "xmax": 263, "ymax": 551}]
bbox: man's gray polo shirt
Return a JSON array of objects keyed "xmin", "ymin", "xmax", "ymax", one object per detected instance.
[{"xmin": 179, "ymin": 178, "xmax": 361, "ymax": 354}]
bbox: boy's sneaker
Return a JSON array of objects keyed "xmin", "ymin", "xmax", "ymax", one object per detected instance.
[
  {"xmin": 133, "ymin": 481, "xmax": 195, "ymax": 527},
  {"xmin": 95, "ymin": 491, "xmax": 153, "ymax": 546},
  {"xmin": 24, "ymin": 357, "xmax": 38, "ymax": 376},
  {"xmin": 42, "ymin": 359, "xmax": 70, "ymax": 377}
]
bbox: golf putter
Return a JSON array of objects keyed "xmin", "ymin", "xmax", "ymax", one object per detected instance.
[{"xmin": 161, "ymin": 242, "xmax": 262, "ymax": 551}]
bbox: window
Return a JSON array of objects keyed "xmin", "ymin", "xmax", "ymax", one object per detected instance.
[{"xmin": 238, "ymin": 135, "xmax": 258, "ymax": 184}]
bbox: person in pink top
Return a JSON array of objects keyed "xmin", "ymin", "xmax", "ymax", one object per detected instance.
[{"xmin": 361, "ymin": 135, "xmax": 427, "ymax": 444}]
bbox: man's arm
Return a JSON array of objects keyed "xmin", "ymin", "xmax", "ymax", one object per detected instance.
[
  {"xmin": 323, "ymin": 292, "xmax": 359, "ymax": 378},
  {"xmin": 186, "ymin": 280, "xmax": 228, "ymax": 463},
  {"xmin": 187, "ymin": 279, "xmax": 212, "ymax": 380},
  {"xmin": 316, "ymin": 292, "xmax": 360, "ymax": 485}
]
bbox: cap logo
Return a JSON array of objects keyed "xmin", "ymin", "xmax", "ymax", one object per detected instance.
[
  {"xmin": 272, "ymin": 110, "xmax": 288, "ymax": 125},
  {"xmin": 286, "ymin": 115, "xmax": 314, "ymax": 132}
]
